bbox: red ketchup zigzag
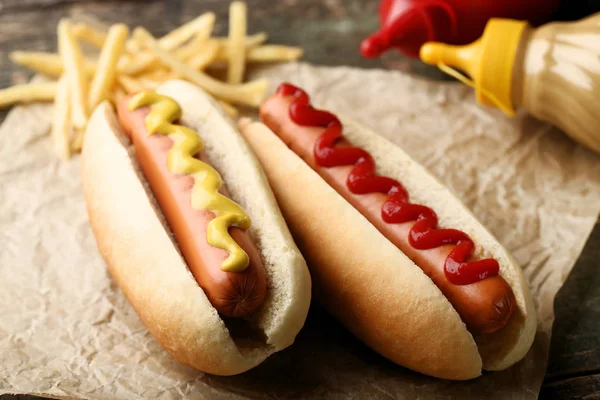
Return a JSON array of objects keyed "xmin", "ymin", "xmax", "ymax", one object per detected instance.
[{"xmin": 277, "ymin": 83, "xmax": 499, "ymax": 285}]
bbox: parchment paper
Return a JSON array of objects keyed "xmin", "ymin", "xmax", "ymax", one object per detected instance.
[{"xmin": 1, "ymin": 63, "xmax": 599, "ymax": 400}]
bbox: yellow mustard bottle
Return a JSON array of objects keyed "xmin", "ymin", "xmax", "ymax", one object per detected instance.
[{"xmin": 420, "ymin": 13, "xmax": 600, "ymax": 154}]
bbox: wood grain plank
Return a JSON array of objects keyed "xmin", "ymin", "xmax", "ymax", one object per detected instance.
[
  {"xmin": 545, "ymin": 226, "xmax": 600, "ymax": 382},
  {"xmin": 0, "ymin": 0, "xmax": 142, "ymax": 12},
  {"xmin": 539, "ymin": 374, "xmax": 600, "ymax": 400}
]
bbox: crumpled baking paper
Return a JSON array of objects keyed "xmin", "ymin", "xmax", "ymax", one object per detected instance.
[{"xmin": 1, "ymin": 63, "xmax": 599, "ymax": 400}]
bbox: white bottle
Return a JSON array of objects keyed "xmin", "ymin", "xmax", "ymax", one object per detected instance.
[{"xmin": 421, "ymin": 13, "xmax": 600, "ymax": 154}]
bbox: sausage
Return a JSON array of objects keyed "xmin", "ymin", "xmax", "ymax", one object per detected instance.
[
  {"xmin": 117, "ymin": 98, "xmax": 267, "ymax": 318},
  {"xmin": 260, "ymin": 93, "xmax": 515, "ymax": 335}
]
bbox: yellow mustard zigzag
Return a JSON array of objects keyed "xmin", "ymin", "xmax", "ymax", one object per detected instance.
[{"xmin": 128, "ymin": 91, "xmax": 251, "ymax": 272}]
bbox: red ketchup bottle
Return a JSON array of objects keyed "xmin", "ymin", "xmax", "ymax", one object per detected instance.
[{"xmin": 360, "ymin": 0, "xmax": 561, "ymax": 59}]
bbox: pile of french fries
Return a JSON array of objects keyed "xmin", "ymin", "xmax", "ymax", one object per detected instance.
[{"xmin": 1, "ymin": 1, "xmax": 303, "ymax": 160}]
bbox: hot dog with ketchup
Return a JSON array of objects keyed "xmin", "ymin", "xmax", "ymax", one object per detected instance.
[
  {"xmin": 239, "ymin": 83, "xmax": 536, "ymax": 380},
  {"xmin": 81, "ymin": 80, "xmax": 311, "ymax": 375}
]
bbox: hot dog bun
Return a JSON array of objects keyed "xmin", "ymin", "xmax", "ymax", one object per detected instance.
[
  {"xmin": 81, "ymin": 80, "xmax": 311, "ymax": 376},
  {"xmin": 238, "ymin": 116, "xmax": 536, "ymax": 380}
]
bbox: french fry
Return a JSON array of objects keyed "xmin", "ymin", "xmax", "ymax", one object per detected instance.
[
  {"xmin": 129, "ymin": 14, "xmax": 216, "ymax": 70},
  {"xmin": 10, "ymin": 50, "xmax": 162, "ymax": 80},
  {"xmin": 133, "ymin": 27, "xmax": 267, "ymax": 107},
  {"xmin": 242, "ymin": 32, "xmax": 269, "ymax": 48},
  {"xmin": 10, "ymin": 50, "xmax": 177, "ymax": 80},
  {"xmin": 211, "ymin": 44, "xmax": 304, "ymax": 67},
  {"xmin": 58, "ymin": 19, "xmax": 89, "ymax": 129},
  {"xmin": 72, "ymin": 22, "xmax": 108, "ymax": 48},
  {"xmin": 218, "ymin": 101, "xmax": 238, "ymax": 119},
  {"xmin": 158, "ymin": 12, "xmax": 216, "ymax": 51},
  {"xmin": 51, "ymin": 76, "xmax": 71, "ymax": 160},
  {"xmin": 117, "ymin": 75, "xmax": 147, "ymax": 94},
  {"xmin": 144, "ymin": 68, "xmax": 178, "ymax": 81},
  {"xmin": 70, "ymin": 128, "xmax": 86, "ymax": 153},
  {"xmin": 246, "ymin": 45, "xmax": 303, "ymax": 62},
  {"xmin": 110, "ymin": 86, "xmax": 127, "ymax": 106},
  {"xmin": 188, "ymin": 40, "xmax": 220, "ymax": 70},
  {"xmin": 4, "ymin": 3, "xmax": 307, "ymax": 163},
  {"xmin": 88, "ymin": 23, "xmax": 129, "ymax": 111},
  {"xmin": 72, "ymin": 22, "xmax": 159, "ymax": 76},
  {"xmin": 116, "ymin": 53, "xmax": 133, "ymax": 71},
  {"xmin": 174, "ymin": 33, "xmax": 210, "ymax": 61},
  {"xmin": 10, "ymin": 52, "xmax": 64, "ymax": 78},
  {"xmin": 118, "ymin": 51, "xmax": 158, "ymax": 75},
  {"xmin": 128, "ymin": 28, "xmax": 268, "ymax": 71},
  {"xmin": 213, "ymin": 32, "xmax": 268, "ymax": 48},
  {"xmin": 10, "ymin": 51, "xmax": 95, "ymax": 78},
  {"xmin": 138, "ymin": 76, "xmax": 162, "ymax": 91},
  {"xmin": 125, "ymin": 39, "xmax": 143, "ymax": 54},
  {"xmin": 214, "ymin": 32, "xmax": 268, "ymax": 61},
  {"xmin": 227, "ymin": 2, "xmax": 247, "ymax": 84},
  {"xmin": 0, "ymin": 82, "xmax": 57, "ymax": 109},
  {"xmin": 125, "ymin": 28, "xmax": 214, "ymax": 75}
]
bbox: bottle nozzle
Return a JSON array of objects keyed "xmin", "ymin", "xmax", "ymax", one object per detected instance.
[
  {"xmin": 419, "ymin": 18, "xmax": 529, "ymax": 116},
  {"xmin": 420, "ymin": 42, "xmax": 449, "ymax": 65},
  {"xmin": 420, "ymin": 41, "xmax": 481, "ymax": 79},
  {"xmin": 360, "ymin": 2, "xmax": 455, "ymax": 59},
  {"xmin": 360, "ymin": 33, "xmax": 387, "ymax": 58}
]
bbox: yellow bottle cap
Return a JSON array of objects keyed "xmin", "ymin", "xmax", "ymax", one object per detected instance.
[{"xmin": 420, "ymin": 18, "xmax": 529, "ymax": 117}]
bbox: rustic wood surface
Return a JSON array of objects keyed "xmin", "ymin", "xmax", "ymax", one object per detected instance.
[{"xmin": 0, "ymin": 1, "xmax": 599, "ymax": 399}]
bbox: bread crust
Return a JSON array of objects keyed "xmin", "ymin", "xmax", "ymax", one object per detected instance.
[
  {"xmin": 238, "ymin": 118, "xmax": 536, "ymax": 380},
  {"xmin": 81, "ymin": 82, "xmax": 311, "ymax": 376}
]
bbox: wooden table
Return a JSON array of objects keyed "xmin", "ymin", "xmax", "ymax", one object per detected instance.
[{"xmin": 0, "ymin": 1, "xmax": 598, "ymax": 399}]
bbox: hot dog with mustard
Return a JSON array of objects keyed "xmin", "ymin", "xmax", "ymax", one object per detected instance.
[
  {"xmin": 81, "ymin": 80, "xmax": 311, "ymax": 375},
  {"xmin": 117, "ymin": 92, "xmax": 267, "ymax": 318}
]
